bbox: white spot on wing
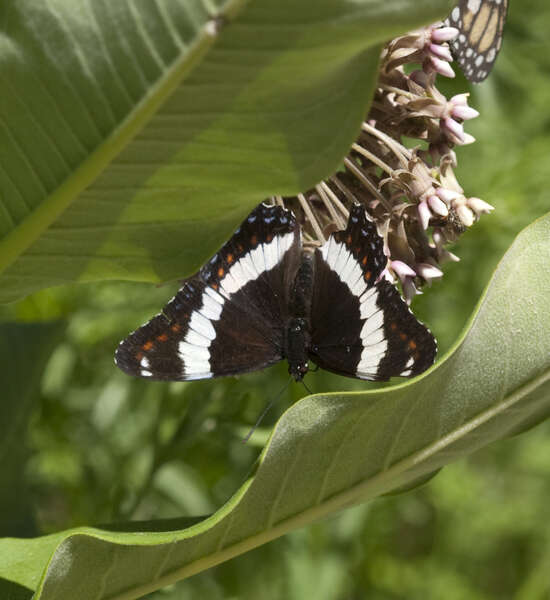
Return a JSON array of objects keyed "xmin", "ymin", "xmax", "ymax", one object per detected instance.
[
  {"xmin": 361, "ymin": 310, "xmax": 383, "ymax": 338},
  {"xmin": 205, "ymin": 286, "xmax": 224, "ymax": 305},
  {"xmin": 350, "ymin": 276, "xmax": 367, "ymax": 298},
  {"xmin": 323, "ymin": 238, "xmax": 342, "ymax": 269},
  {"xmin": 249, "ymin": 245, "xmax": 266, "ymax": 276},
  {"xmin": 360, "ymin": 289, "xmax": 378, "ymax": 319},
  {"xmin": 200, "ymin": 293, "xmax": 224, "ymax": 320},
  {"xmin": 339, "ymin": 252, "xmax": 358, "ymax": 284},
  {"xmin": 400, "ymin": 356, "xmax": 414, "ymax": 376},
  {"xmin": 140, "ymin": 356, "xmax": 153, "ymax": 377},
  {"xmin": 184, "ymin": 328, "xmax": 211, "ymax": 347},
  {"xmin": 263, "ymin": 240, "xmax": 277, "ymax": 271},
  {"xmin": 358, "ymin": 338, "xmax": 388, "ymax": 373},
  {"xmin": 183, "ymin": 357, "xmax": 212, "ymax": 378},
  {"xmin": 178, "ymin": 341, "xmax": 210, "ymax": 361},
  {"xmin": 183, "ymin": 369, "xmax": 213, "ymax": 380},
  {"xmin": 238, "ymin": 254, "xmax": 258, "ymax": 280},
  {"xmin": 334, "ymin": 246, "xmax": 351, "ymax": 275},
  {"xmin": 363, "ymin": 327, "xmax": 385, "ymax": 346},
  {"xmin": 188, "ymin": 311, "xmax": 216, "ymax": 340},
  {"xmin": 221, "ymin": 270, "xmax": 242, "ymax": 295}
]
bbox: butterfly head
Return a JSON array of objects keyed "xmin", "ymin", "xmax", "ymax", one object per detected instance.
[{"xmin": 289, "ymin": 360, "xmax": 309, "ymax": 382}]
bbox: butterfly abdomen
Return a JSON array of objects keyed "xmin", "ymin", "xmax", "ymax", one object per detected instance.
[
  {"xmin": 285, "ymin": 254, "xmax": 314, "ymax": 381},
  {"xmin": 285, "ymin": 317, "xmax": 310, "ymax": 381}
]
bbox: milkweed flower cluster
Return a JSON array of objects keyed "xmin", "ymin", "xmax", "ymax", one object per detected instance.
[{"xmin": 275, "ymin": 23, "xmax": 493, "ymax": 302}]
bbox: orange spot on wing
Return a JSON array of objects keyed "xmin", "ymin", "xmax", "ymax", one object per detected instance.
[
  {"xmin": 142, "ymin": 340, "xmax": 154, "ymax": 351},
  {"xmin": 267, "ymin": 234, "xmax": 273, "ymax": 242},
  {"xmin": 136, "ymin": 352, "xmax": 144, "ymax": 361},
  {"xmin": 211, "ymin": 282, "xmax": 219, "ymax": 291},
  {"xmin": 399, "ymin": 332, "xmax": 407, "ymax": 341},
  {"xmin": 217, "ymin": 266, "xmax": 225, "ymax": 277},
  {"xmin": 346, "ymin": 234, "xmax": 352, "ymax": 244},
  {"xmin": 362, "ymin": 256, "xmax": 368, "ymax": 265},
  {"xmin": 364, "ymin": 270, "xmax": 372, "ymax": 281},
  {"xmin": 226, "ymin": 253, "xmax": 234, "ymax": 264},
  {"xmin": 171, "ymin": 323, "xmax": 181, "ymax": 332},
  {"xmin": 157, "ymin": 333, "xmax": 168, "ymax": 342},
  {"xmin": 251, "ymin": 234, "xmax": 258, "ymax": 246},
  {"xmin": 390, "ymin": 322, "xmax": 397, "ymax": 331},
  {"xmin": 408, "ymin": 339, "xmax": 417, "ymax": 350}
]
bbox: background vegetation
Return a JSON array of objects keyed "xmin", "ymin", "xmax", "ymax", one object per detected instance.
[{"xmin": 2, "ymin": 1, "xmax": 550, "ymax": 598}]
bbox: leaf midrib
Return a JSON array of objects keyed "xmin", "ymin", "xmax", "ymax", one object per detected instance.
[
  {"xmin": 0, "ymin": 1, "xmax": 242, "ymax": 279},
  {"xmin": 86, "ymin": 365, "xmax": 550, "ymax": 600}
]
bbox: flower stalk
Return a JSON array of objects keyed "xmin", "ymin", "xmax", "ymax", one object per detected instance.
[{"xmin": 275, "ymin": 21, "xmax": 493, "ymax": 302}]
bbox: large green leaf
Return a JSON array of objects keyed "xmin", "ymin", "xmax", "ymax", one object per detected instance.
[
  {"xmin": 0, "ymin": 0, "xmax": 448, "ymax": 303},
  {"xmin": 1, "ymin": 212, "xmax": 549, "ymax": 600}
]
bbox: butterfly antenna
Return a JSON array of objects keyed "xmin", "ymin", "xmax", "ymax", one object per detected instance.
[
  {"xmin": 242, "ymin": 376, "xmax": 293, "ymax": 444},
  {"xmin": 301, "ymin": 378, "xmax": 313, "ymax": 395}
]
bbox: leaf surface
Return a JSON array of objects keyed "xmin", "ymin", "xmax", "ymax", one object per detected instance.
[
  {"xmin": 1, "ymin": 212, "xmax": 549, "ymax": 600},
  {"xmin": 0, "ymin": 0, "xmax": 448, "ymax": 302}
]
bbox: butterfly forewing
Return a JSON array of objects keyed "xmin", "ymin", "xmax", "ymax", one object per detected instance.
[
  {"xmin": 446, "ymin": 0, "xmax": 508, "ymax": 83},
  {"xmin": 115, "ymin": 203, "xmax": 301, "ymax": 381},
  {"xmin": 309, "ymin": 205, "xmax": 436, "ymax": 380}
]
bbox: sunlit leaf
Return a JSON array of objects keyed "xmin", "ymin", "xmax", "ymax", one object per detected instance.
[{"xmin": 1, "ymin": 211, "xmax": 549, "ymax": 599}]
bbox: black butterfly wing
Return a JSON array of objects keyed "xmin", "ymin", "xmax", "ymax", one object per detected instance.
[
  {"xmin": 446, "ymin": 0, "xmax": 508, "ymax": 83},
  {"xmin": 308, "ymin": 204, "xmax": 436, "ymax": 381},
  {"xmin": 115, "ymin": 203, "xmax": 301, "ymax": 381}
]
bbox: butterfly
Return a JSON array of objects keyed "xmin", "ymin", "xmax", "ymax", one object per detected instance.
[
  {"xmin": 446, "ymin": 0, "xmax": 509, "ymax": 83},
  {"xmin": 115, "ymin": 203, "xmax": 436, "ymax": 382}
]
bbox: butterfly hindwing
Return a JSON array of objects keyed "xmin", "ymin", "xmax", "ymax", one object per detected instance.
[
  {"xmin": 446, "ymin": 0, "xmax": 508, "ymax": 83},
  {"xmin": 309, "ymin": 204, "xmax": 436, "ymax": 380},
  {"xmin": 115, "ymin": 203, "xmax": 301, "ymax": 381}
]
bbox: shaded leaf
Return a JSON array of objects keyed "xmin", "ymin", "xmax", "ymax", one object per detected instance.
[
  {"xmin": 0, "ymin": 0, "xmax": 448, "ymax": 302},
  {"xmin": 0, "ymin": 322, "xmax": 63, "ymax": 537}
]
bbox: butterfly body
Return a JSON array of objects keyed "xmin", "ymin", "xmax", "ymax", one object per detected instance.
[{"xmin": 116, "ymin": 203, "xmax": 436, "ymax": 383}]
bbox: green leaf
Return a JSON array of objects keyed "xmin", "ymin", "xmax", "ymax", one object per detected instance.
[
  {"xmin": 0, "ymin": 321, "xmax": 63, "ymax": 538},
  {"xmin": 0, "ymin": 0, "xmax": 448, "ymax": 303},
  {"xmin": 2, "ymin": 211, "xmax": 549, "ymax": 600}
]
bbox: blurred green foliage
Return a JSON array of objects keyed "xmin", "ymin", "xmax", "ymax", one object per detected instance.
[{"xmin": 2, "ymin": 2, "xmax": 550, "ymax": 598}]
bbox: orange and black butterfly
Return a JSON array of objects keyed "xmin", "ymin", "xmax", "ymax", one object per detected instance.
[{"xmin": 446, "ymin": 0, "xmax": 509, "ymax": 83}]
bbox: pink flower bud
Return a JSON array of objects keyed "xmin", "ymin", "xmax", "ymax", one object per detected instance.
[
  {"xmin": 430, "ymin": 43, "xmax": 453, "ymax": 62},
  {"xmin": 428, "ymin": 56, "xmax": 456, "ymax": 78},
  {"xmin": 439, "ymin": 248, "xmax": 460, "ymax": 263},
  {"xmin": 402, "ymin": 278, "xmax": 421, "ymax": 304},
  {"xmin": 456, "ymin": 204, "xmax": 475, "ymax": 227},
  {"xmin": 418, "ymin": 200, "xmax": 432, "ymax": 230},
  {"xmin": 436, "ymin": 187, "xmax": 461, "ymax": 203},
  {"xmin": 467, "ymin": 197, "xmax": 494, "ymax": 215},
  {"xmin": 450, "ymin": 93, "xmax": 469, "ymax": 106},
  {"xmin": 431, "ymin": 27, "xmax": 459, "ymax": 43},
  {"xmin": 443, "ymin": 117, "xmax": 465, "ymax": 143},
  {"xmin": 428, "ymin": 195, "xmax": 449, "ymax": 216},
  {"xmin": 416, "ymin": 263, "xmax": 443, "ymax": 281},
  {"xmin": 452, "ymin": 104, "xmax": 479, "ymax": 120},
  {"xmin": 391, "ymin": 260, "xmax": 417, "ymax": 281}
]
